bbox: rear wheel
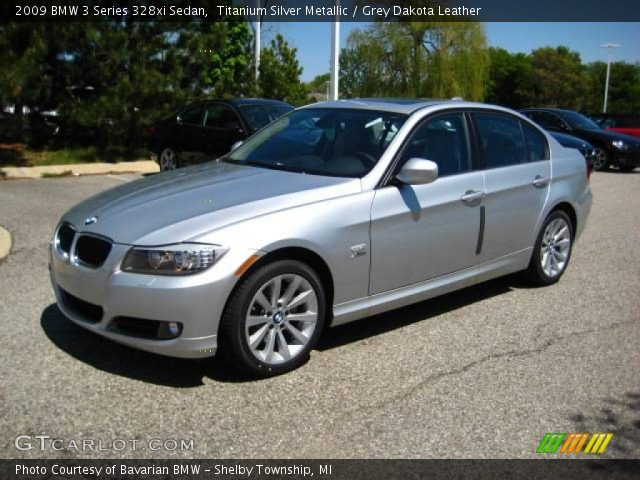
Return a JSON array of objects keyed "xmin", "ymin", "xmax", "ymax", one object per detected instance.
[
  {"xmin": 219, "ymin": 260, "xmax": 326, "ymax": 377},
  {"xmin": 526, "ymin": 211, "xmax": 573, "ymax": 286},
  {"xmin": 159, "ymin": 147, "xmax": 179, "ymax": 171},
  {"xmin": 592, "ymin": 147, "xmax": 610, "ymax": 171}
]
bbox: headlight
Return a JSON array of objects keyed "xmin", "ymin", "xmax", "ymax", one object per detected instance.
[
  {"xmin": 121, "ymin": 243, "xmax": 227, "ymax": 275},
  {"xmin": 611, "ymin": 139, "xmax": 630, "ymax": 150}
]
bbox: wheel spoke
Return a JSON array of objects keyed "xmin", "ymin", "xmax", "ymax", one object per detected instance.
[
  {"xmin": 262, "ymin": 329, "xmax": 276, "ymax": 362},
  {"xmin": 287, "ymin": 311, "xmax": 317, "ymax": 324},
  {"xmin": 284, "ymin": 322, "xmax": 308, "ymax": 344},
  {"xmin": 254, "ymin": 291, "xmax": 272, "ymax": 312},
  {"xmin": 270, "ymin": 276, "xmax": 282, "ymax": 307},
  {"xmin": 247, "ymin": 315, "xmax": 270, "ymax": 328},
  {"xmin": 249, "ymin": 323, "xmax": 269, "ymax": 349},
  {"xmin": 287, "ymin": 289, "xmax": 312, "ymax": 310},
  {"xmin": 276, "ymin": 329, "xmax": 290, "ymax": 360},
  {"xmin": 280, "ymin": 276, "xmax": 301, "ymax": 305}
]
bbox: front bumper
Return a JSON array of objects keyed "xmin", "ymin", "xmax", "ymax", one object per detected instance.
[
  {"xmin": 49, "ymin": 238, "xmax": 260, "ymax": 359},
  {"xmin": 611, "ymin": 148, "xmax": 640, "ymax": 169}
]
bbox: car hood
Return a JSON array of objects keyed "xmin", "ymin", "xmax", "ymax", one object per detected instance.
[
  {"xmin": 578, "ymin": 128, "xmax": 640, "ymax": 144},
  {"xmin": 550, "ymin": 132, "xmax": 592, "ymax": 149},
  {"xmin": 61, "ymin": 161, "xmax": 361, "ymax": 245}
]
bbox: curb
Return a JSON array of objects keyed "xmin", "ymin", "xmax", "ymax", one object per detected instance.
[
  {"xmin": 0, "ymin": 160, "xmax": 159, "ymax": 180},
  {"xmin": 0, "ymin": 226, "xmax": 11, "ymax": 262}
]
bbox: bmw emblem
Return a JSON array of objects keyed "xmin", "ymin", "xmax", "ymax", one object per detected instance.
[{"xmin": 84, "ymin": 216, "xmax": 98, "ymax": 225}]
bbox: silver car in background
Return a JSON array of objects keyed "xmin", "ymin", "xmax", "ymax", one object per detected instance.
[{"xmin": 49, "ymin": 99, "xmax": 592, "ymax": 376}]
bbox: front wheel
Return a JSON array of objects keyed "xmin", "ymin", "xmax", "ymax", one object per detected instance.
[
  {"xmin": 158, "ymin": 147, "xmax": 179, "ymax": 171},
  {"xmin": 592, "ymin": 147, "xmax": 610, "ymax": 171},
  {"xmin": 219, "ymin": 260, "xmax": 327, "ymax": 377},
  {"xmin": 525, "ymin": 211, "xmax": 574, "ymax": 286}
]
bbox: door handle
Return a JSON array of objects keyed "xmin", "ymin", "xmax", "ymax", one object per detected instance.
[
  {"xmin": 461, "ymin": 190, "xmax": 484, "ymax": 203},
  {"xmin": 532, "ymin": 175, "xmax": 550, "ymax": 188}
]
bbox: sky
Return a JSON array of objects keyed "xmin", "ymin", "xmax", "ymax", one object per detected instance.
[{"xmin": 267, "ymin": 22, "xmax": 640, "ymax": 81}]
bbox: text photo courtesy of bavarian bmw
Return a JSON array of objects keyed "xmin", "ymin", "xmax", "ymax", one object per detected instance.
[{"xmin": 49, "ymin": 99, "xmax": 592, "ymax": 376}]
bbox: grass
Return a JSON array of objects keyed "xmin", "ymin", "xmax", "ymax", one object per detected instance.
[{"xmin": 0, "ymin": 144, "xmax": 150, "ymax": 167}]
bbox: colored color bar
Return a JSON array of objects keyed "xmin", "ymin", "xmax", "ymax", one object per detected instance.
[
  {"xmin": 573, "ymin": 433, "xmax": 589, "ymax": 453},
  {"xmin": 537, "ymin": 433, "xmax": 553, "ymax": 454},
  {"xmin": 560, "ymin": 434, "xmax": 575, "ymax": 453},
  {"xmin": 584, "ymin": 434, "xmax": 598, "ymax": 453},
  {"xmin": 591, "ymin": 434, "xmax": 606, "ymax": 453},
  {"xmin": 548, "ymin": 433, "xmax": 566, "ymax": 453},
  {"xmin": 597, "ymin": 433, "xmax": 613, "ymax": 454}
]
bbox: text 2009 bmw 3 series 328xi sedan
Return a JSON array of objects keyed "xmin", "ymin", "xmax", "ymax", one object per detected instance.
[{"xmin": 49, "ymin": 99, "xmax": 592, "ymax": 376}]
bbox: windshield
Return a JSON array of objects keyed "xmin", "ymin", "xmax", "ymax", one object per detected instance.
[
  {"xmin": 225, "ymin": 108, "xmax": 407, "ymax": 178},
  {"xmin": 560, "ymin": 111, "xmax": 601, "ymax": 130},
  {"xmin": 238, "ymin": 104, "xmax": 294, "ymax": 131}
]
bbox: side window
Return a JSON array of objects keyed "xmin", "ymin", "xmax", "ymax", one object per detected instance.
[
  {"xmin": 474, "ymin": 113, "xmax": 527, "ymax": 168},
  {"xmin": 179, "ymin": 105, "xmax": 203, "ymax": 126},
  {"xmin": 536, "ymin": 112, "xmax": 565, "ymax": 130},
  {"xmin": 204, "ymin": 104, "xmax": 241, "ymax": 129},
  {"xmin": 521, "ymin": 122, "xmax": 549, "ymax": 161},
  {"xmin": 399, "ymin": 112, "xmax": 470, "ymax": 177}
]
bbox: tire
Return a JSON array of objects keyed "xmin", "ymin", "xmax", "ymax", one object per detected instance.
[
  {"xmin": 219, "ymin": 259, "xmax": 327, "ymax": 377},
  {"xmin": 525, "ymin": 210, "xmax": 574, "ymax": 286},
  {"xmin": 158, "ymin": 146, "xmax": 179, "ymax": 171},
  {"xmin": 619, "ymin": 165, "xmax": 636, "ymax": 172},
  {"xmin": 592, "ymin": 147, "xmax": 610, "ymax": 171}
]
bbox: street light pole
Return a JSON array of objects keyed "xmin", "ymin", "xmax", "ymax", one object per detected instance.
[
  {"xmin": 254, "ymin": 0, "xmax": 261, "ymax": 81},
  {"xmin": 329, "ymin": 0, "xmax": 340, "ymax": 101},
  {"xmin": 600, "ymin": 43, "xmax": 620, "ymax": 113}
]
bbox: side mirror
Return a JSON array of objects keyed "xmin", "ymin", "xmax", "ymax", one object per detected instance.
[
  {"xmin": 396, "ymin": 158, "xmax": 438, "ymax": 185},
  {"xmin": 231, "ymin": 140, "xmax": 243, "ymax": 151}
]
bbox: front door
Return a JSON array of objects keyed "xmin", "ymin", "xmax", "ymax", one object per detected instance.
[{"xmin": 370, "ymin": 112, "xmax": 485, "ymax": 295}]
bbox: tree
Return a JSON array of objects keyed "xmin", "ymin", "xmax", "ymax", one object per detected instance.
[
  {"xmin": 526, "ymin": 46, "xmax": 589, "ymax": 110},
  {"xmin": 258, "ymin": 34, "xmax": 307, "ymax": 105},
  {"xmin": 0, "ymin": 14, "xmax": 256, "ymax": 148},
  {"xmin": 584, "ymin": 61, "xmax": 640, "ymax": 113},
  {"xmin": 307, "ymin": 73, "xmax": 330, "ymax": 92},
  {"xmin": 339, "ymin": 21, "xmax": 489, "ymax": 100},
  {"xmin": 486, "ymin": 47, "xmax": 534, "ymax": 109}
]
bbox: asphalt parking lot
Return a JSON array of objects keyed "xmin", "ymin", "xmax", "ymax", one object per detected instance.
[{"xmin": 0, "ymin": 171, "xmax": 638, "ymax": 459}]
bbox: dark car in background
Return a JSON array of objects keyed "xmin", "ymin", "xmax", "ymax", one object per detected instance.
[
  {"xmin": 520, "ymin": 108, "xmax": 640, "ymax": 172},
  {"xmin": 150, "ymin": 98, "xmax": 293, "ymax": 171},
  {"xmin": 589, "ymin": 113, "xmax": 640, "ymax": 139},
  {"xmin": 549, "ymin": 131, "xmax": 596, "ymax": 172}
]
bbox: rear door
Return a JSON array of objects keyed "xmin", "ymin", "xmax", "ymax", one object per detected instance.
[
  {"xmin": 200, "ymin": 103, "xmax": 245, "ymax": 160},
  {"xmin": 471, "ymin": 111, "xmax": 551, "ymax": 262},
  {"xmin": 175, "ymin": 104, "xmax": 205, "ymax": 165}
]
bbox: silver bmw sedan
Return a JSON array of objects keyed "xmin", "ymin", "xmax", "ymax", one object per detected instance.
[{"xmin": 49, "ymin": 99, "xmax": 592, "ymax": 376}]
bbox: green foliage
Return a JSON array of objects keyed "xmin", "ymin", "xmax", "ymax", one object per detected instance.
[
  {"xmin": 258, "ymin": 34, "xmax": 308, "ymax": 105},
  {"xmin": 486, "ymin": 47, "xmax": 534, "ymax": 108},
  {"xmin": 583, "ymin": 61, "xmax": 640, "ymax": 113},
  {"xmin": 0, "ymin": 18, "xmax": 257, "ymax": 149},
  {"xmin": 486, "ymin": 46, "xmax": 640, "ymax": 113},
  {"xmin": 340, "ymin": 21, "xmax": 489, "ymax": 101},
  {"xmin": 307, "ymin": 73, "xmax": 330, "ymax": 92}
]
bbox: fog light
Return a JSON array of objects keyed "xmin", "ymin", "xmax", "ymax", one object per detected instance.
[
  {"xmin": 157, "ymin": 321, "xmax": 183, "ymax": 339},
  {"xmin": 168, "ymin": 322, "xmax": 180, "ymax": 336}
]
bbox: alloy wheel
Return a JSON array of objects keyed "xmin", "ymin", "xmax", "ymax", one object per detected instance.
[
  {"xmin": 592, "ymin": 148, "xmax": 608, "ymax": 171},
  {"xmin": 540, "ymin": 218, "xmax": 571, "ymax": 278},
  {"xmin": 245, "ymin": 274, "xmax": 318, "ymax": 365},
  {"xmin": 159, "ymin": 148, "xmax": 177, "ymax": 171}
]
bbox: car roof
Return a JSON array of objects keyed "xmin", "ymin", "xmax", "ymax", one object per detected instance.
[
  {"xmin": 520, "ymin": 107, "xmax": 578, "ymax": 116},
  {"xmin": 299, "ymin": 98, "xmax": 498, "ymax": 115},
  {"xmin": 188, "ymin": 98, "xmax": 292, "ymax": 108},
  {"xmin": 227, "ymin": 98, "xmax": 293, "ymax": 107}
]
